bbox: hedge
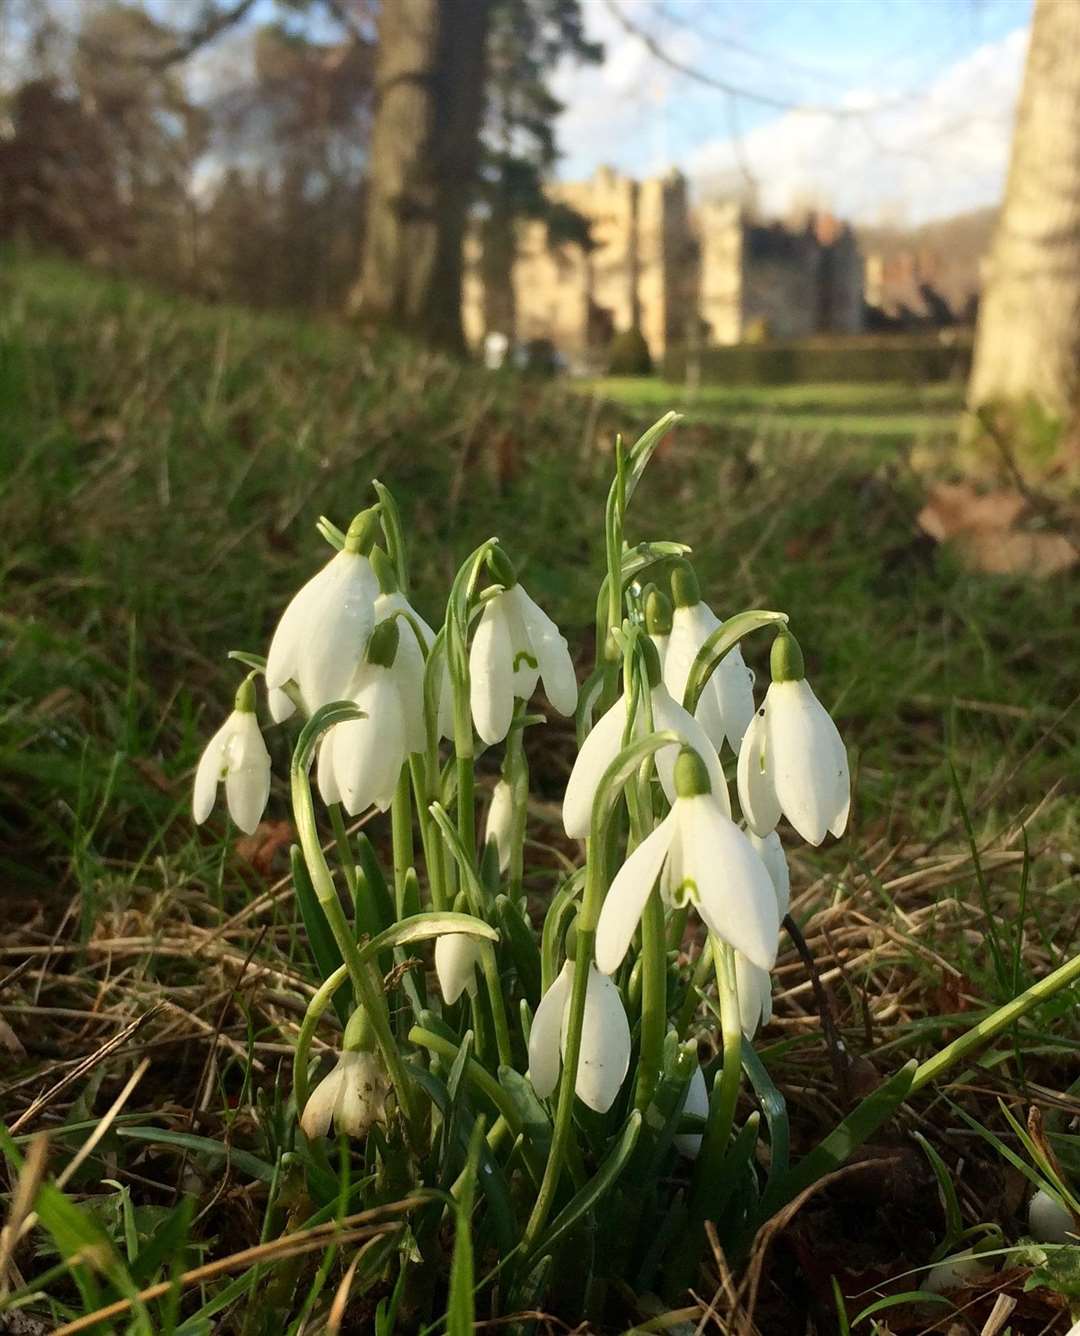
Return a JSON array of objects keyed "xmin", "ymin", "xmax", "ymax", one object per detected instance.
[{"xmin": 663, "ymin": 335, "xmax": 972, "ymax": 386}]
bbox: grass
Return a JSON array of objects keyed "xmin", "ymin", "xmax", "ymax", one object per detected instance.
[
  {"xmin": 584, "ymin": 375, "xmax": 964, "ymax": 450},
  {"xmin": 1, "ymin": 253, "xmax": 1078, "ymax": 1332}
]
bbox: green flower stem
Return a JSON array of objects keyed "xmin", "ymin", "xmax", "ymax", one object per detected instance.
[
  {"xmin": 408, "ymin": 1025, "xmax": 520, "ymax": 1132},
  {"xmin": 480, "ymin": 942, "xmax": 514, "ymax": 1069},
  {"xmin": 505, "ymin": 703, "xmax": 529, "ymax": 901},
  {"xmin": 391, "ymin": 767, "xmax": 413, "ymax": 914},
  {"xmin": 409, "ymin": 755, "xmax": 443, "ymax": 910},
  {"xmin": 635, "ymin": 889, "xmax": 667, "ymax": 1111},
  {"xmin": 708, "ymin": 937, "xmax": 742, "ymax": 1156},
  {"xmin": 456, "ymin": 750, "xmax": 476, "ymax": 866},
  {"xmin": 328, "ymin": 804, "xmax": 357, "ymax": 899},
  {"xmin": 910, "ymin": 948, "xmax": 1080, "ymax": 1095},
  {"xmin": 675, "ymin": 938, "xmax": 713, "ymax": 1039},
  {"xmin": 667, "ymin": 904, "xmax": 689, "ymax": 953},
  {"xmin": 291, "ymin": 766, "xmax": 421, "ymax": 1143},
  {"xmin": 293, "ymin": 963, "xmax": 349, "ymax": 1111}
]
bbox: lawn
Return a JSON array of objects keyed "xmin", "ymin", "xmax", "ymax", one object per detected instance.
[
  {"xmin": 583, "ymin": 375, "xmax": 965, "ymax": 451},
  {"xmin": 1, "ymin": 255, "xmax": 1078, "ymax": 1333}
]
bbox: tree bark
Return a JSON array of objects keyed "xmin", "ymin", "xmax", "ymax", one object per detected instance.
[
  {"xmin": 967, "ymin": 0, "xmax": 1080, "ymax": 464},
  {"xmin": 353, "ymin": 0, "xmax": 490, "ymax": 352}
]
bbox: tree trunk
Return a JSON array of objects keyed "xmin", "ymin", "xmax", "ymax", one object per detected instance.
[
  {"xmin": 353, "ymin": 0, "xmax": 490, "ymax": 352},
  {"xmin": 967, "ymin": 0, "xmax": 1080, "ymax": 466}
]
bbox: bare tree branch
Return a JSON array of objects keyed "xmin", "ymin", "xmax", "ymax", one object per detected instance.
[{"xmin": 78, "ymin": 0, "xmax": 259, "ymax": 70}]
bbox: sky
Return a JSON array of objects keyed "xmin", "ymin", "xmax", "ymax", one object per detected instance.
[{"xmin": 552, "ymin": 0, "xmax": 1033, "ymax": 225}]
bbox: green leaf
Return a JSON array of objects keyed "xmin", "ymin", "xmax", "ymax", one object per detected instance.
[
  {"xmin": 852, "ymin": 1290, "xmax": 951, "ymax": 1327},
  {"xmin": 116, "ymin": 1128, "xmax": 277, "ymax": 1184},
  {"xmin": 913, "ymin": 1131, "xmax": 964, "ymax": 1250},
  {"xmin": 495, "ymin": 894, "xmax": 541, "ymax": 1008},
  {"xmin": 528, "ymin": 1110, "xmax": 642, "ymax": 1261},
  {"xmin": 291, "ymin": 845, "xmax": 349, "ymax": 1024},
  {"xmin": 759, "ymin": 1060, "xmax": 917, "ymax": 1219},
  {"xmin": 447, "ymin": 1119, "xmax": 486, "ymax": 1336},
  {"xmin": 741, "ymin": 1043, "xmax": 790, "ymax": 1186}
]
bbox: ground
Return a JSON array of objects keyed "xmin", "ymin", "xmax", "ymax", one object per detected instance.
[{"xmin": 1, "ymin": 255, "xmax": 1078, "ymax": 1333}]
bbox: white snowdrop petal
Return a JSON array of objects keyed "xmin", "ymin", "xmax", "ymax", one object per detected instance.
[
  {"xmin": 435, "ymin": 934, "xmax": 482, "ymax": 1005},
  {"xmin": 192, "ymin": 719, "xmax": 230, "ymax": 825},
  {"xmin": 684, "ymin": 795, "xmax": 780, "ymax": 971},
  {"xmin": 317, "ymin": 734, "xmax": 341, "ymax": 805},
  {"xmin": 512, "ymin": 586, "xmax": 578, "ymax": 716},
  {"xmin": 674, "ymin": 1065, "xmax": 709, "ymax": 1158},
  {"xmin": 268, "ymin": 687, "xmax": 297, "ymax": 723},
  {"xmin": 562, "ymin": 695, "xmax": 632, "ymax": 839},
  {"xmin": 734, "ymin": 953, "xmax": 772, "ymax": 1038},
  {"xmin": 595, "ymin": 813, "xmax": 676, "ymax": 973},
  {"xmin": 528, "ymin": 962, "xmax": 573, "ymax": 1099},
  {"xmin": 651, "ymin": 687, "xmax": 731, "ymax": 817},
  {"xmin": 737, "ymin": 706, "xmax": 781, "ymax": 837},
  {"xmin": 664, "ymin": 603, "xmax": 718, "ymax": 708},
  {"xmin": 1029, "ymin": 1189, "xmax": 1075, "ymax": 1244},
  {"xmin": 265, "ymin": 553, "xmax": 341, "ymax": 691},
  {"xmin": 828, "ymin": 724, "xmax": 851, "ymax": 838},
  {"xmin": 649, "ymin": 633, "xmax": 669, "ymax": 673},
  {"xmin": 469, "ymin": 597, "xmax": 516, "ymax": 745},
  {"xmin": 295, "ymin": 553, "xmax": 379, "ymax": 712},
  {"xmin": 567, "ymin": 966, "xmax": 630, "ymax": 1113},
  {"xmin": 332, "ymin": 672, "xmax": 406, "ymax": 816},
  {"xmin": 225, "ymin": 760, "xmax": 270, "ymax": 835},
  {"xmin": 767, "ymin": 680, "xmax": 840, "ymax": 846},
  {"xmin": 748, "ymin": 830, "xmax": 791, "ymax": 920},
  {"xmin": 715, "ymin": 645, "xmax": 757, "ymax": 753},
  {"xmin": 377, "ymin": 592, "xmax": 432, "ymax": 755},
  {"xmin": 485, "ymin": 779, "xmax": 515, "ymax": 873},
  {"xmin": 300, "ymin": 1064, "xmax": 344, "ymax": 1140}
]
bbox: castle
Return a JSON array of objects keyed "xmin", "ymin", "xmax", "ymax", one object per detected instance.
[{"xmin": 462, "ymin": 166, "xmax": 864, "ymax": 369}]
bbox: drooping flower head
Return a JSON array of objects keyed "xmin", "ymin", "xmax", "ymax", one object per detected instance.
[
  {"xmin": 469, "ymin": 547, "xmax": 577, "ymax": 746},
  {"xmin": 528, "ymin": 958, "xmax": 631, "ymax": 1113},
  {"xmin": 737, "ymin": 630, "xmax": 849, "ymax": 846},
  {"xmin": 643, "ymin": 584, "xmax": 673, "ymax": 672},
  {"xmin": 192, "ymin": 676, "xmax": 271, "ymax": 835},
  {"xmin": 484, "ymin": 778, "xmax": 515, "ymax": 874},
  {"xmin": 319, "ymin": 619, "xmax": 408, "ymax": 815},
  {"xmin": 265, "ymin": 508, "xmax": 380, "ymax": 720},
  {"xmin": 300, "ymin": 1046, "xmax": 390, "ymax": 1140},
  {"xmin": 662, "ymin": 561, "xmax": 756, "ymax": 756},
  {"xmin": 562, "ymin": 636, "xmax": 729, "ymax": 841},
  {"xmin": 595, "ymin": 746, "xmax": 780, "ymax": 975}
]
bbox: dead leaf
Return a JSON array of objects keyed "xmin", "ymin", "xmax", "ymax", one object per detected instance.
[
  {"xmin": 234, "ymin": 820, "xmax": 295, "ymax": 876},
  {"xmin": 0, "ymin": 1016, "xmax": 26, "ymax": 1058},
  {"xmin": 917, "ymin": 481, "xmax": 1077, "ymax": 577}
]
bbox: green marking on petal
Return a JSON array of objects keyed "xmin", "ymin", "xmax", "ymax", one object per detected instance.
[
  {"xmin": 669, "ymin": 877, "xmax": 699, "ymax": 910},
  {"xmin": 513, "ymin": 650, "xmax": 539, "ymax": 674}
]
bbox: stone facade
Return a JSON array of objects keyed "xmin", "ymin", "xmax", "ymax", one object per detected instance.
[{"xmin": 462, "ymin": 166, "xmax": 865, "ymax": 368}]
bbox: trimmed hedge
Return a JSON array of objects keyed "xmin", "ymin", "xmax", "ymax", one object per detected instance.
[{"xmin": 664, "ymin": 335, "xmax": 972, "ymax": 385}]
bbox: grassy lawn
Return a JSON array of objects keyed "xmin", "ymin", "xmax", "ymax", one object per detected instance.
[
  {"xmin": 583, "ymin": 374, "xmax": 965, "ymax": 451},
  {"xmin": 1, "ymin": 256, "xmax": 1078, "ymax": 1332}
]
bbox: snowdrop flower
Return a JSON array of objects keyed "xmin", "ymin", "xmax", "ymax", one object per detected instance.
[
  {"xmin": 674, "ymin": 1064, "xmax": 709, "ymax": 1158},
  {"xmin": 1029, "ymin": 1189, "xmax": 1075, "ymax": 1243},
  {"xmin": 922, "ymin": 1249, "xmax": 993, "ymax": 1295},
  {"xmin": 562, "ymin": 637, "xmax": 728, "ymax": 840},
  {"xmin": 748, "ymin": 830, "xmax": 791, "ymax": 920},
  {"xmin": 485, "ymin": 778, "xmax": 515, "ymax": 873},
  {"xmin": 596, "ymin": 747, "xmax": 780, "ymax": 975},
  {"xmin": 643, "ymin": 585, "xmax": 673, "ymax": 671},
  {"xmin": 319, "ymin": 621, "xmax": 407, "ymax": 814},
  {"xmin": 528, "ymin": 959, "xmax": 631, "ymax": 1113},
  {"xmin": 662, "ymin": 562, "xmax": 756, "ymax": 755},
  {"xmin": 435, "ymin": 932, "xmax": 485, "ymax": 1005},
  {"xmin": 371, "ymin": 547, "xmax": 453, "ymax": 747},
  {"xmin": 265, "ymin": 509, "xmax": 380, "ymax": 719},
  {"xmin": 192, "ymin": 677, "xmax": 271, "ymax": 835},
  {"xmin": 300, "ymin": 1048, "xmax": 390, "ymax": 1140},
  {"xmin": 469, "ymin": 550, "xmax": 577, "ymax": 745},
  {"xmin": 734, "ymin": 953, "xmax": 773, "ymax": 1037},
  {"xmin": 738, "ymin": 630, "xmax": 849, "ymax": 846}
]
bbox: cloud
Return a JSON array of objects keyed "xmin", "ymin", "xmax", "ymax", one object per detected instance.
[{"xmin": 688, "ymin": 27, "xmax": 1029, "ymax": 224}]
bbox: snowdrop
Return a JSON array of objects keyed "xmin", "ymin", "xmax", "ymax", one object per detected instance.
[
  {"xmin": 748, "ymin": 829, "xmax": 791, "ymax": 920},
  {"xmin": 674, "ymin": 1064, "xmax": 709, "ymax": 1158},
  {"xmin": 734, "ymin": 953, "xmax": 773, "ymax": 1037},
  {"xmin": 662, "ymin": 562, "xmax": 756, "ymax": 755},
  {"xmin": 300, "ymin": 1048, "xmax": 391, "ymax": 1140},
  {"xmin": 1029, "ymin": 1188, "xmax": 1076, "ymax": 1243},
  {"xmin": 485, "ymin": 778, "xmax": 515, "ymax": 873},
  {"xmin": 371, "ymin": 547, "xmax": 453, "ymax": 746},
  {"xmin": 528, "ymin": 959, "xmax": 631, "ymax": 1113},
  {"xmin": 318, "ymin": 620, "xmax": 408, "ymax": 814},
  {"xmin": 737, "ymin": 630, "xmax": 849, "ymax": 846},
  {"xmin": 265, "ymin": 509, "xmax": 380, "ymax": 720},
  {"xmin": 435, "ymin": 932, "xmax": 484, "ymax": 1005},
  {"xmin": 192, "ymin": 677, "xmax": 271, "ymax": 835},
  {"xmin": 562, "ymin": 637, "xmax": 729, "ymax": 840},
  {"xmin": 595, "ymin": 747, "xmax": 780, "ymax": 975},
  {"xmin": 469, "ymin": 551, "xmax": 577, "ymax": 745}
]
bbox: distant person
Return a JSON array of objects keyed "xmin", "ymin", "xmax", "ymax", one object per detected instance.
[{"xmin": 484, "ymin": 330, "xmax": 509, "ymax": 370}]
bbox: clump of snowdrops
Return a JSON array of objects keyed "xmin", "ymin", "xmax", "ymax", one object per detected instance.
[{"xmin": 191, "ymin": 413, "xmax": 1078, "ymax": 1320}]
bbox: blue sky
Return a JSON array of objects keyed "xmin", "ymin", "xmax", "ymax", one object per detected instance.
[{"xmin": 553, "ymin": 0, "xmax": 1033, "ymax": 222}]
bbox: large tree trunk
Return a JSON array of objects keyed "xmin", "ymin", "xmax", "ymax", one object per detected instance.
[
  {"xmin": 967, "ymin": 0, "xmax": 1080, "ymax": 466},
  {"xmin": 353, "ymin": 0, "xmax": 490, "ymax": 352}
]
